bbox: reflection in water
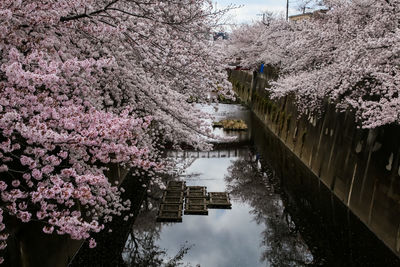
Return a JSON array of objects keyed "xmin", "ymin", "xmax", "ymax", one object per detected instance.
[
  {"xmin": 48, "ymin": 104, "xmax": 400, "ymax": 266},
  {"xmin": 123, "ymin": 229, "xmax": 191, "ymax": 267},
  {"xmin": 127, "ymin": 102, "xmax": 313, "ymax": 267},
  {"xmin": 225, "ymin": 153, "xmax": 314, "ymax": 266},
  {"xmin": 71, "ymin": 104, "xmax": 320, "ymax": 267},
  {"xmin": 127, "ymin": 147, "xmax": 316, "ymax": 267},
  {"xmin": 129, "ymin": 150, "xmax": 267, "ymax": 267},
  {"xmin": 24, "ymin": 103, "xmax": 399, "ymax": 266},
  {"xmin": 121, "ymin": 170, "xmax": 193, "ymax": 267}
]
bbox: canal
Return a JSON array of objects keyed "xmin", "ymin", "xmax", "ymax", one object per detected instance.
[
  {"xmin": 121, "ymin": 104, "xmax": 313, "ymax": 266},
  {"xmin": 66, "ymin": 104, "xmax": 400, "ymax": 266}
]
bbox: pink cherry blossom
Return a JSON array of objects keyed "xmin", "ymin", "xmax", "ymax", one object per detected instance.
[
  {"xmin": 31, "ymin": 169, "xmax": 43, "ymax": 180},
  {"xmin": 43, "ymin": 226, "xmax": 54, "ymax": 234},
  {"xmin": 0, "ymin": 0, "xmax": 233, "ymax": 259},
  {"xmin": 0, "ymin": 165, "xmax": 8, "ymax": 172},
  {"xmin": 17, "ymin": 211, "xmax": 32, "ymax": 222},
  {"xmin": 11, "ymin": 180, "xmax": 20, "ymax": 187},
  {"xmin": 88, "ymin": 238, "xmax": 97, "ymax": 248},
  {"xmin": 0, "ymin": 182, "xmax": 7, "ymax": 191},
  {"xmin": 227, "ymin": 0, "xmax": 400, "ymax": 128}
]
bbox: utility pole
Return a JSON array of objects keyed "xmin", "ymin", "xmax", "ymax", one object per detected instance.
[
  {"xmin": 286, "ymin": 0, "xmax": 289, "ymax": 21},
  {"xmin": 256, "ymin": 13, "xmax": 266, "ymax": 24}
]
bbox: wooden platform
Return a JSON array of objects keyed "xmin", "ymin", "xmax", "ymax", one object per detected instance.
[
  {"xmin": 157, "ymin": 182, "xmax": 232, "ymax": 222},
  {"xmin": 186, "ymin": 186, "xmax": 207, "ymax": 198},
  {"xmin": 186, "ymin": 186, "xmax": 206, "ymax": 192},
  {"xmin": 163, "ymin": 191, "xmax": 184, "ymax": 198},
  {"xmin": 186, "ymin": 198, "xmax": 207, "ymax": 205},
  {"xmin": 167, "ymin": 181, "xmax": 186, "ymax": 187},
  {"xmin": 208, "ymin": 192, "xmax": 232, "ymax": 209},
  {"xmin": 157, "ymin": 181, "xmax": 186, "ymax": 222},
  {"xmin": 186, "ymin": 191, "xmax": 207, "ymax": 198},
  {"xmin": 160, "ymin": 204, "xmax": 183, "ymax": 211},
  {"xmin": 167, "ymin": 181, "xmax": 186, "ymax": 191},
  {"xmin": 208, "ymin": 192, "xmax": 229, "ymax": 199},
  {"xmin": 184, "ymin": 204, "xmax": 208, "ymax": 215},
  {"xmin": 156, "ymin": 210, "xmax": 183, "ymax": 222},
  {"xmin": 162, "ymin": 194, "xmax": 184, "ymax": 203}
]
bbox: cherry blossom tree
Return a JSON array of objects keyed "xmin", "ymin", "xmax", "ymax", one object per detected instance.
[
  {"xmin": 226, "ymin": 15, "xmax": 296, "ymax": 71},
  {"xmin": 0, "ymin": 0, "xmax": 232, "ymax": 263},
  {"xmin": 228, "ymin": 0, "xmax": 400, "ymax": 128}
]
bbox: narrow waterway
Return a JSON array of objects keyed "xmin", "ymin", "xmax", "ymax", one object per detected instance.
[
  {"xmin": 157, "ymin": 149, "xmax": 311, "ymax": 266},
  {"xmin": 20, "ymin": 103, "xmax": 399, "ymax": 266},
  {"xmin": 121, "ymin": 103, "xmax": 400, "ymax": 267},
  {"xmin": 123, "ymin": 104, "xmax": 313, "ymax": 266}
]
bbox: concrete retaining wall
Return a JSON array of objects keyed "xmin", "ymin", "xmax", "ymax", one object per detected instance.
[{"xmin": 229, "ymin": 69, "xmax": 400, "ymax": 259}]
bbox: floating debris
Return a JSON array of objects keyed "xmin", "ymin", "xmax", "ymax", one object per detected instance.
[
  {"xmin": 213, "ymin": 119, "xmax": 248, "ymax": 131},
  {"xmin": 184, "ymin": 186, "xmax": 208, "ymax": 215}
]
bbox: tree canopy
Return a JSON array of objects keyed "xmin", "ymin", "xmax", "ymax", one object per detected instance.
[
  {"xmin": 227, "ymin": 0, "xmax": 400, "ymax": 128},
  {"xmin": 0, "ymin": 0, "xmax": 232, "ymax": 262}
]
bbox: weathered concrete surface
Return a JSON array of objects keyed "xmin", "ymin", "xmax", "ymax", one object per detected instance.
[{"xmin": 229, "ymin": 69, "xmax": 400, "ymax": 259}]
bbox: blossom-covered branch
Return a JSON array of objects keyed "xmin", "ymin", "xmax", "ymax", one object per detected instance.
[
  {"xmin": 0, "ymin": 0, "xmax": 232, "ymax": 263},
  {"xmin": 227, "ymin": 0, "xmax": 400, "ymax": 128}
]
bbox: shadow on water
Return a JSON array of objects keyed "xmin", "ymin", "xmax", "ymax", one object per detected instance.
[{"xmin": 250, "ymin": 112, "xmax": 400, "ymax": 266}]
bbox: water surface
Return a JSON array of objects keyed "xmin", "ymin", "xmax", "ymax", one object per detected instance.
[{"xmin": 126, "ymin": 104, "xmax": 313, "ymax": 266}]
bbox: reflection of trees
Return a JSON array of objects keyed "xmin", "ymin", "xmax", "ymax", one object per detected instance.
[
  {"xmin": 124, "ymin": 206, "xmax": 193, "ymax": 267},
  {"xmin": 225, "ymin": 155, "xmax": 314, "ymax": 266},
  {"xmin": 68, "ymin": 162, "xmax": 193, "ymax": 267},
  {"xmin": 123, "ymin": 170, "xmax": 193, "ymax": 267},
  {"xmin": 124, "ymin": 229, "xmax": 192, "ymax": 267},
  {"xmin": 69, "ymin": 169, "xmax": 152, "ymax": 267}
]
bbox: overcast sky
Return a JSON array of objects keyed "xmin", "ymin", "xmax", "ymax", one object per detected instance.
[{"xmin": 215, "ymin": 0, "xmax": 302, "ymax": 25}]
